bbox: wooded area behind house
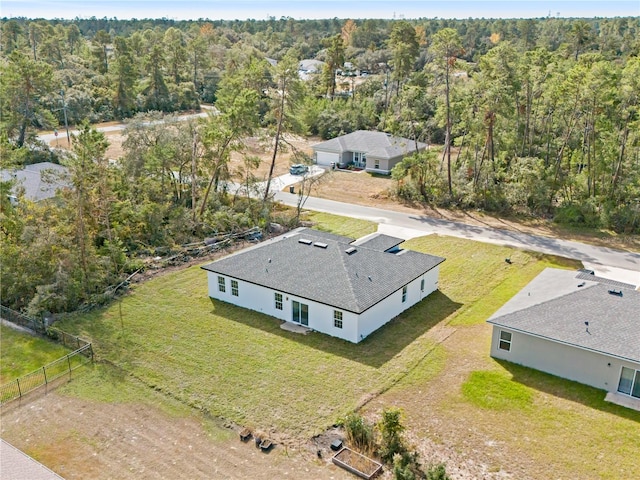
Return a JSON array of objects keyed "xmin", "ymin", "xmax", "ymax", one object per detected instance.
[{"xmin": 1, "ymin": 15, "xmax": 639, "ymax": 315}]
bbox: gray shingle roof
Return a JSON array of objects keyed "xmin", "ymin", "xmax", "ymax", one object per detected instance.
[
  {"xmin": 297, "ymin": 227, "xmax": 353, "ymax": 244},
  {"xmin": 1, "ymin": 162, "xmax": 69, "ymax": 201},
  {"xmin": 202, "ymin": 230, "xmax": 444, "ymax": 314},
  {"xmin": 312, "ymin": 131, "xmax": 427, "ymax": 160},
  {"xmin": 575, "ymin": 271, "xmax": 636, "ymax": 290},
  {"xmin": 352, "ymin": 233, "xmax": 404, "ymax": 252},
  {"xmin": 488, "ymin": 271, "xmax": 640, "ymax": 362}
]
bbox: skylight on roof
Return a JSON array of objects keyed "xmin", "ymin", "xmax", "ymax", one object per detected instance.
[{"xmin": 298, "ymin": 238, "xmax": 312, "ymax": 245}]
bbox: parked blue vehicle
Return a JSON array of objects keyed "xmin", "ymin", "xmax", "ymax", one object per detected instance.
[{"xmin": 289, "ymin": 164, "xmax": 309, "ymax": 175}]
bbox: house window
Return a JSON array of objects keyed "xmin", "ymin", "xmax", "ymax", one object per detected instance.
[
  {"xmin": 334, "ymin": 310, "xmax": 343, "ymax": 329},
  {"xmin": 274, "ymin": 292, "xmax": 283, "ymax": 310},
  {"xmin": 420, "ymin": 279, "xmax": 425, "ymax": 292},
  {"xmin": 217, "ymin": 276, "xmax": 226, "ymax": 293},
  {"xmin": 499, "ymin": 330, "xmax": 512, "ymax": 351},
  {"xmin": 617, "ymin": 366, "xmax": 640, "ymax": 398},
  {"xmin": 402, "ymin": 286, "xmax": 407, "ymax": 303},
  {"xmin": 374, "ymin": 159, "xmax": 380, "ymax": 169},
  {"xmin": 231, "ymin": 280, "xmax": 239, "ymax": 297}
]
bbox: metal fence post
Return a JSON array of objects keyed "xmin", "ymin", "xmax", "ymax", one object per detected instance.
[
  {"xmin": 42, "ymin": 366, "xmax": 48, "ymax": 385},
  {"xmin": 67, "ymin": 354, "xmax": 72, "ymax": 377},
  {"xmin": 16, "ymin": 378, "xmax": 22, "ymax": 399}
]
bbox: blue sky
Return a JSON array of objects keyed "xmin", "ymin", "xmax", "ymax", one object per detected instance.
[{"xmin": 2, "ymin": 0, "xmax": 639, "ymax": 20}]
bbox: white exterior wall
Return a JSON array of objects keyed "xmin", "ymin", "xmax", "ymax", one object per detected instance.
[
  {"xmin": 208, "ymin": 272, "xmax": 360, "ymax": 342},
  {"xmin": 208, "ymin": 267, "xmax": 439, "ymax": 344},
  {"xmin": 300, "ymin": 300, "xmax": 359, "ymax": 343},
  {"xmin": 490, "ymin": 327, "xmax": 640, "ymax": 393},
  {"xmin": 208, "ymin": 272, "xmax": 287, "ymax": 320},
  {"xmin": 315, "ymin": 150, "xmax": 340, "ymax": 166},
  {"xmin": 357, "ymin": 267, "xmax": 440, "ymax": 342}
]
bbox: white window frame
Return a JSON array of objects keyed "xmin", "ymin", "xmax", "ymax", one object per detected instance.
[
  {"xmin": 274, "ymin": 292, "xmax": 283, "ymax": 310},
  {"xmin": 231, "ymin": 279, "xmax": 239, "ymax": 297},
  {"xmin": 499, "ymin": 330, "xmax": 512, "ymax": 351},
  {"xmin": 334, "ymin": 310, "xmax": 343, "ymax": 329},
  {"xmin": 217, "ymin": 276, "xmax": 226, "ymax": 293},
  {"xmin": 402, "ymin": 286, "xmax": 407, "ymax": 303},
  {"xmin": 420, "ymin": 278, "xmax": 425, "ymax": 292}
]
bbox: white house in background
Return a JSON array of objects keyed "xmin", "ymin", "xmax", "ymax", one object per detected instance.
[
  {"xmin": 1, "ymin": 162, "xmax": 69, "ymax": 203},
  {"xmin": 487, "ymin": 268, "xmax": 640, "ymax": 411},
  {"xmin": 202, "ymin": 228, "xmax": 445, "ymax": 343},
  {"xmin": 312, "ymin": 130, "xmax": 427, "ymax": 174}
]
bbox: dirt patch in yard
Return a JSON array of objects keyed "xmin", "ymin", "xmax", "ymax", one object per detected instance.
[{"xmin": 0, "ymin": 385, "xmax": 352, "ymax": 480}]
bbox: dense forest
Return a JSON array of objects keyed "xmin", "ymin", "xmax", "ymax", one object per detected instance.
[{"xmin": 1, "ymin": 15, "xmax": 639, "ymax": 315}]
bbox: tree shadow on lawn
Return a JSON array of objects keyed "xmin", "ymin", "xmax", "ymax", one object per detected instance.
[
  {"xmin": 496, "ymin": 360, "xmax": 640, "ymax": 422},
  {"xmin": 215, "ymin": 290, "xmax": 461, "ymax": 368}
]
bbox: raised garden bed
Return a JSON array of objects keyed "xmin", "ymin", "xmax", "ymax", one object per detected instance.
[{"xmin": 332, "ymin": 447, "xmax": 382, "ymax": 479}]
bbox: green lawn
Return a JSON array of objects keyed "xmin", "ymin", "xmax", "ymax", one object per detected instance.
[
  {"xmin": 56, "ymin": 223, "xmax": 580, "ymax": 438},
  {"xmin": 7, "ymin": 213, "xmax": 636, "ymax": 479},
  {"xmin": 48, "ymin": 214, "xmax": 640, "ymax": 477},
  {"xmin": 302, "ymin": 211, "xmax": 377, "ymax": 238},
  {"xmin": 403, "ymin": 235, "xmax": 582, "ymax": 326},
  {"xmin": 0, "ymin": 325, "xmax": 74, "ymax": 383}
]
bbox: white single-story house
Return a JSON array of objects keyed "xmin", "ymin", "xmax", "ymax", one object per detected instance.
[
  {"xmin": 1, "ymin": 162, "xmax": 69, "ymax": 203},
  {"xmin": 312, "ymin": 130, "xmax": 427, "ymax": 175},
  {"xmin": 487, "ymin": 268, "xmax": 640, "ymax": 411},
  {"xmin": 202, "ymin": 228, "xmax": 445, "ymax": 343}
]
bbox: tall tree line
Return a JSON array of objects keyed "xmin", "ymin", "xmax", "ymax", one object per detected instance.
[{"xmin": 1, "ymin": 16, "xmax": 638, "ymax": 315}]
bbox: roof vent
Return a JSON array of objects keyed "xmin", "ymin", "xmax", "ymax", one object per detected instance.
[
  {"xmin": 345, "ymin": 247, "xmax": 357, "ymax": 255},
  {"xmin": 298, "ymin": 238, "xmax": 312, "ymax": 245},
  {"xmin": 314, "ymin": 242, "xmax": 328, "ymax": 249},
  {"xmin": 608, "ymin": 289, "xmax": 623, "ymax": 297}
]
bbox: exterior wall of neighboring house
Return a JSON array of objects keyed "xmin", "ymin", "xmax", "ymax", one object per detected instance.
[
  {"xmin": 358, "ymin": 267, "xmax": 439, "ymax": 341},
  {"xmin": 207, "ymin": 265, "xmax": 440, "ymax": 344},
  {"xmin": 365, "ymin": 154, "xmax": 405, "ymax": 174},
  {"xmin": 339, "ymin": 151, "xmax": 352, "ymax": 167},
  {"xmin": 489, "ymin": 327, "xmax": 640, "ymax": 393}
]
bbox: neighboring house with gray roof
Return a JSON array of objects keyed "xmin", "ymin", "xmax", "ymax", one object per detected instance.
[
  {"xmin": 312, "ymin": 130, "xmax": 427, "ymax": 174},
  {"xmin": 202, "ymin": 228, "xmax": 445, "ymax": 343},
  {"xmin": 1, "ymin": 162, "xmax": 69, "ymax": 203},
  {"xmin": 487, "ymin": 268, "xmax": 640, "ymax": 411}
]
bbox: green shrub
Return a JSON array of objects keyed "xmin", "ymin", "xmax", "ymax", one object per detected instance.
[
  {"xmin": 378, "ymin": 406, "xmax": 407, "ymax": 462},
  {"xmin": 343, "ymin": 413, "xmax": 376, "ymax": 455},
  {"xmin": 425, "ymin": 463, "xmax": 451, "ymax": 480}
]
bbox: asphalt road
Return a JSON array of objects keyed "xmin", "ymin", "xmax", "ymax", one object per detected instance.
[
  {"xmin": 38, "ymin": 110, "xmax": 212, "ymax": 144},
  {"xmin": 274, "ymin": 191, "xmax": 640, "ymax": 281}
]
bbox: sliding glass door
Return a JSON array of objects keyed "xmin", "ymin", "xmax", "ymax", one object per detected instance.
[{"xmin": 292, "ymin": 301, "xmax": 309, "ymax": 326}]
